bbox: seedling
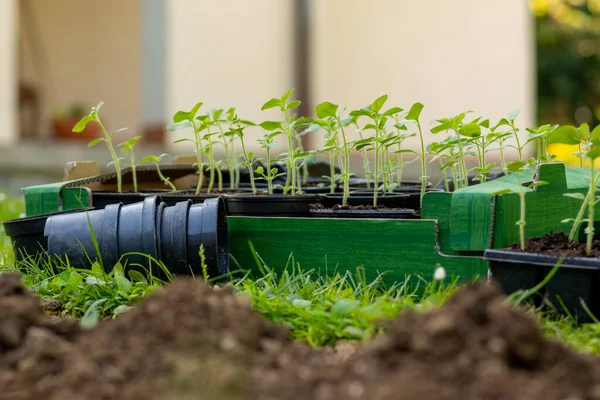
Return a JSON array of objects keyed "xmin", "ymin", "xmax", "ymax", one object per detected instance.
[
  {"xmin": 168, "ymin": 102, "xmax": 206, "ymax": 195},
  {"xmin": 496, "ymin": 161, "xmax": 547, "ymax": 251},
  {"xmin": 457, "ymin": 116, "xmax": 497, "ymax": 184},
  {"xmin": 351, "ymin": 95, "xmax": 403, "ymax": 206},
  {"xmin": 492, "ymin": 109, "xmax": 525, "ymax": 162},
  {"xmin": 392, "ymin": 114, "xmax": 416, "ymax": 187},
  {"xmin": 314, "ymin": 102, "xmax": 355, "ymax": 204},
  {"xmin": 551, "ymin": 124, "xmax": 600, "ymax": 254},
  {"xmin": 260, "ymin": 88, "xmax": 309, "ymax": 195},
  {"xmin": 118, "ymin": 135, "xmax": 142, "ymax": 193},
  {"xmin": 526, "ymin": 124, "xmax": 558, "ymax": 164},
  {"xmin": 431, "ymin": 113, "xmax": 470, "ymax": 188},
  {"xmin": 392, "ymin": 102, "xmax": 427, "ymax": 208},
  {"xmin": 139, "ymin": 154, "xmax": 177, "ymax": 192},
  {"xmin": 73, "ymin": 102, "xmax": 128, "ymax": 193},
  {"xmin": 256, "ymin": 134, "xmax": 285, "ymax": 195},
  {"xmin": 224, "ymin": 116, "xmax": 260, "ymax": 194},
  {"xmin": 218, "ymin": 108, "xmax": 238, "ymax": 190}
]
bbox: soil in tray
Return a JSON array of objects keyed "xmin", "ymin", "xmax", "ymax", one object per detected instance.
[
  {"xmin": 310, "ymin": 202, "xmax": 413, "ymax": 212},
  {"xmin": 4, "ymin": 274, "xmax": 600, "ymax": 399},
  {"xmin": 507, "ymin": 231, "xmax": 600, "ymax": 258}
]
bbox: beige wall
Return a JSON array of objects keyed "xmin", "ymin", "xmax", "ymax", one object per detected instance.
[
  {"xmin": 0, "ymin": 0, "xmax": 17, "ymax": 146},
  {"xmin": 311, "ymin": 0, "xmax": 535, "ymax": 168},
  {"xmin": 166, "ymin": 0, "xmax": 295, "ymax": 153},
  {"xmin": 19, "ymin": 0, "xmax": 141, "ymax": 141}
]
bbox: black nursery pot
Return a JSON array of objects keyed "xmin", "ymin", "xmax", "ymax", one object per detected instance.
[
  {"xmin": 2, "ymin": 209, "xmax": 83, "ymax": 263},
  {"xmin": 225, "ymin": 193, "xmax": 325, "ymax": 217},
  {"xmin": 44, "ymin": 195, "xmax": 228, "ymax": 279},
  {"xmin": 484, "ymin": 249, "xmax": 600, "ymax": 322}
]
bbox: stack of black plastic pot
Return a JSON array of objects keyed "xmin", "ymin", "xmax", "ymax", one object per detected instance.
[{"xmin": 3, "ymin": 196, "xmax": 228, "ymax": 280}]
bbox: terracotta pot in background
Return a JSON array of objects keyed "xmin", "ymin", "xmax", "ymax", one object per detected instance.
[{"xmin": 52, "ymin": 117, "xmax": 100, "ymax": 141}]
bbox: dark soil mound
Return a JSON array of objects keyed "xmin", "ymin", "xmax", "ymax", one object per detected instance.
[
  {"xmin": 508, "ymin": 231, "xmax": 600, "ymax": 258},
  {"xmin": 2, "ymin": 274, "xmax": 600, "ymax": 400},
  {"xmin": 329, "ymin": 283, "xmax": 600, "ymax": 400}
]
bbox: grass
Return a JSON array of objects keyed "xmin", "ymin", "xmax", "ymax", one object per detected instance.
[{"xmin": 0, "ymin": 193, "xmax": 599, "ymax": 352}]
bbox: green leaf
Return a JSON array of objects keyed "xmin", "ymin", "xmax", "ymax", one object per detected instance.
[
  {"xmin": 548, "ymin": 126, "xmax": 581, "ymax": 145},
  {"xmin": 287, "ymin": 100, "xmax": 301, "ymax": 110},
  {"xmin": 113, "ymin": 305, "xmax": 131, "ymax": 316},
  {"xmin": 591, "ymin": 125, "xmax": 600, "ymax": 145},
  {"xmin": 260, "ymin": 121, "xmax": 283, "ymax": 131},
  {"xmin": 507, "ymin": 108, "xmax": 520, "ymax": 121},
  {"xmin": 87, "ymin": 138, "xmax": 104, "ymax": 148},
  {"xmin": 458, "ymin": 123, "xmax": 481, "ymax": 138},
  {"xmin": 507, "ymin": 160, "xmax": 526, "ymax": 173},
  {"xmin": 261, "ymin": 98, "xmax": 281, "ymax": 111},
  {"xmin": 139, "ymin": 155, "xmax": 159, "ymax": 164},
  {"xmin": 493, "ymin": 188, "xmax": 514, "ymax": 195},
  {"xmin": 564, "ymin": 192, "xmax": 586, "ymax": 200},
  {"xmin": 349, "ymin": 109, "xmax": 372, "ymax": 118},
  {"xmin": 382, "ymin": 107, "xmax": 403, "ymax": 117},
  {"xmin": 431, "ymin": 121, "xmax": 452, "ymax": 134},
  {"xmin": 371, "ymin": 95, "xmax": 388, "ymax": 113},
  {"xmin": 479, "ymin": 119, "xmax": 490, "ymax": 128},
  {"xmin": 579, "ymin": 123, "xmax": 590, "ymax": 140},
  {"xmin": 80, "ymin": 299, "xmax": 107, "ymax": 329},
  {"xmin": 72, "ymin": 116, "xmax": 94, "ymax": 133},
  {"xmin": 406, "ymin": 102, "xmax": 424, "ymax": 121},
  {"xmin": 331, "ymin": 299, "xmax": 360, "ymax": 316},
  {"xmin": 315, "ymin": 101, "xmax": 339, "ymax": 119},
  {"xmin": 281, "ymin": 88, "xmax": 295, "ymax": 103},
  {"xmin": 587, "ymin": 146, "xmax": 600, "ymax": 160}
]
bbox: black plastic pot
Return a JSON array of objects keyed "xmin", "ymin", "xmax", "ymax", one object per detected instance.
[
  {"xmin": 310, "ymin": 208, "xmax": 418, "ymax": 219},
  {"xmin": 2, "ymin": 209, "xmax": 84, "ymax": 262},
  {"xmin": 321, "ymin": 193, "xmax": 410, "ymax": 209},
  {"xmin": 225, "ymin": 194, "xmax": 325, "ymax": 217},
  {"xmin": 484, "ymin": 249, "xmax": 600, "ymax": 322},
  {"xmin": 44, "ymin": 196, "xmax": 228, "ymax": 279}
]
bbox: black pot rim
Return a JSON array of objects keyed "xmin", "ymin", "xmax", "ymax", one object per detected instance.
[
  {"xmin": 3, "ymin": 209, "xmax": 86, "ymax": 235},
  {"xmin": 225, "ymin": 193, "xmax": 325, "ymax": 201},
  {"xmin": 484, "ymin": 248, "xmax": 600, "ymax": 270}
]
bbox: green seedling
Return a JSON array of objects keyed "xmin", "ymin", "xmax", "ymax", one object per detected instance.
[
  {"xmin": 218, "ymin": 108, "xmax": 238, "ymax": 190},
  {"xmin": 431, "ymin": 112, "xmax": 471, "ymax": 188},
  {"xmin": 351, "ymin": 95, "xmax": 403, "ymax": 206},
  {"xmin": 139, "ymin": 154, "xmax": 177, "ymax": 192},
  {"xmin": 303, "ymin": 118, "xmax": 339, "ymax": 193},
  {"xmin": 73, "ymin": 102, "xmax": 128, "ymax": 193},
  {"xmin": 391, "ymin": 102, "xmax": 427, "ymax": 208},
  {"xmin": 551, "ymin": 124, "xmax": 600, "ymax": 255},
  {"xmin": 495, "ymin": 161, "xmax": 547, "ymax": 251},
  {"xmin": 260, "ymin": 88, "xmax": 310, "ymax": 195},
  {"xmin": 256, "ymin": 134, "xmax": 285, "ymax": 195},
  {"xmin": 118, "ymin": 135, "xmax": 142, "ymax": 193},
  {"xmin": 526, "ymin": 124, "xmax": 558, "ymax": 164},
  {"xmin": 314, "ymin": 102, "xmax": 356, "ymax": 204},
  {"xmin": 457, "ymin": 116, "xmax": 498, "ymax": 184},
  {"xmin": 168, "ymin": 102, "xmax": 206, "ymax": 194},
  {"xmin": 392, "ymin": 114, "xmax": 416, "ymax": 188},
  {"xmin": 492, "ymin": 109, "xmax": 526, "ymax": 162},
  {"xmin": 224, "ymin": 116, "xmax": 260, "ymax": 194}
]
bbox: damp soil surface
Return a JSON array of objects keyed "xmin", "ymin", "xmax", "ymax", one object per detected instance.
[
  {"xmin": 508, "ymin": 231, "xmax": 600, "ymax": 258},
  {"xmin": 3, "ymin": 274, "xmax": 600, "ymax": 399},
  {"xmin": 310, "ymin": 203, "xmax": 410, "ymax": 212}
]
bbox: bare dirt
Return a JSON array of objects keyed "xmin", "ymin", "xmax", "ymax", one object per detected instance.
[
  {"xmin": 2, "ymin": 273, "xmax": 600, "ymax": 400},
  {"xmin": 508, "ymin": 231, "xmax": 600, "ymax": 258}
]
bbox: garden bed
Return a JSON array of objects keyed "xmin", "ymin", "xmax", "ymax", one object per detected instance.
[{"xmin": 2, "ymin": 273, "xmax": 600, "ymax": 399}]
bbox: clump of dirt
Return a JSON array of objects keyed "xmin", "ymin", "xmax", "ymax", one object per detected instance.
[
  {"xmin": 508, "ymin": 231, "xmax": 600, "ymax": 258},
  {"xmin": 3, "ymin": 274, "xmax": 600, "ymax": 399},
  {"xmin": 253, "ymin": 283, "xmax": 600, "ymax": 400}
]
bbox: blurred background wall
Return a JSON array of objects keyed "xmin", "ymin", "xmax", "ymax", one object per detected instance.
[{"xmin": 0, "ymin": 0, "xmax": 595, "ymax": 189}]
